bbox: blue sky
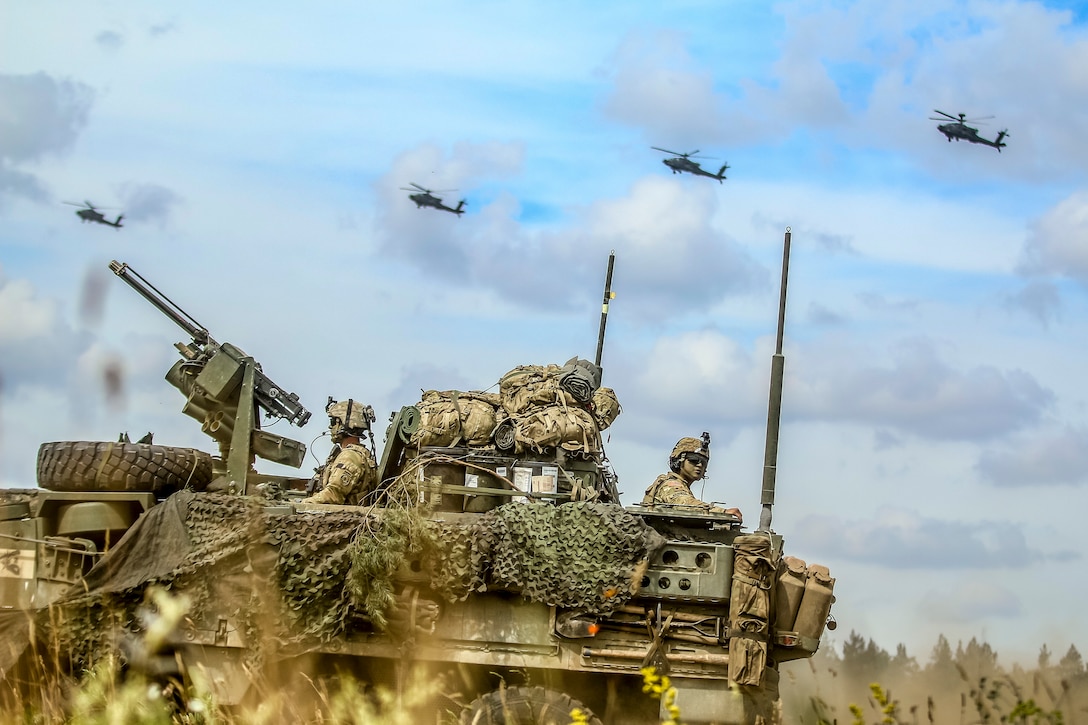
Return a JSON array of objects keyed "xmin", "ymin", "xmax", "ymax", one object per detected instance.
[{"xmin": 3, "ymin": 0, "xmax": 1088, "ymax": 669}]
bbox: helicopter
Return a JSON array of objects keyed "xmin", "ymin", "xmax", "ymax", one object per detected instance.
[
  {"xmin": 652, "ymin": 147, "xmax": 730, "ymax": 183},
  {"xmin": 930, "ymin": 111, "xmax": 1009, "ymax": 152},
  {"xmin": 64, "ymin": 201, "xmax": 124, "ymax": 227},
  {"xmin": 400, "ymin": 183, "xmax": 466, "ymax": 216}
]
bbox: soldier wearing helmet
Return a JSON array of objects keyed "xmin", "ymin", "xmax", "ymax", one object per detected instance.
[
  {"xmin": 642, "ymin": 434, "xmax": 742, "ymax": 522},
  {"xmin": 302, "ymin": 398, "xmax": 379, "ymax": 505}
]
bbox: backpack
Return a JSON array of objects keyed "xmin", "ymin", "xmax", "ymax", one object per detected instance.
[
  {"xmin": 498, "ymin": 364, "xmax": 575, "ymax": 414},
  {"xmin": 510, "ymin": 403, "xmax": 602, "ymax": 456},
  {"xmin": 590, "ymin": 387, "xmax": 621, "ymax": 430},
  {"xmin": 410, "ymin": 390, "xmax": 502, "ymax": 448}
]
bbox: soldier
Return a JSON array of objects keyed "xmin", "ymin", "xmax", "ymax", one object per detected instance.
[
  {"xmin": 302, "ymin": 398, "xmax": 379, "ymax": 505},
  {"xmin": 642, "ymin": 435, "xmax": 742, "ymax": 522}
]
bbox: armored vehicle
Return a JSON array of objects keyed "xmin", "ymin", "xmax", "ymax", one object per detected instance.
[{"xmin": 0, "ymin": 241, "xmax": 836, "ymax": 724}]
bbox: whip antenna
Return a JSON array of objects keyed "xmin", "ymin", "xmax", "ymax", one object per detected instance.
[
  {"xmin": 595, "ymin": 251, "xmax": 616, "ymax": 369},
  {"xmin": 758, "ymin": 227, "xmax": 791, "ymax": 532}
]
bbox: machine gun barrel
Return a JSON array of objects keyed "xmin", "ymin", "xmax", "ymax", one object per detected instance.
[
  {"xmin": 108, "ymin": 260, "xmax": 311, "ymax": 428},
  {"xmin": 109, "ymin": 260, "xmax": 213, "ymax": 347}
]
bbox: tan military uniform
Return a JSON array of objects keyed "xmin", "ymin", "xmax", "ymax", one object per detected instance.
[
  {"xmin": 303, "ymin": 443, "xmax": 378, "ymax": 505},
  {"xmin": 642, "ymin": 472, "xmax": 711, "ymax": 510}
]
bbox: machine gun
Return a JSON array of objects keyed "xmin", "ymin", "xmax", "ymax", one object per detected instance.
[{"xmin": 109, "ymin": 260, "xmax": 311, "ymax": 494}]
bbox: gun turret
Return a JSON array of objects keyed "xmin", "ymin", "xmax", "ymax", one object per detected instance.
[{"xmin": 109, "ymin": 260, "xmax": 311, "ymax": 494}]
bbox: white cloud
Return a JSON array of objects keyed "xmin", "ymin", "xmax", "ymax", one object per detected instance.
[
  {"xmin": 1019, "ymin": 190, "xmax": 1088, "ymax": 283},
  {"xmin": 919, "ymin": 580, "xmax": 1022, "ymax": 623},
  {"xmin": 790, "ymin": 336, "xmax": 1054, "ymax": 441},
  {"xmin": 0, "ymin": 72, "xmax": 93, "ymax": 165},
  {"xmin": 976, "ymin": 426, "xmax": 1088, "ymax": 487},
  {"xmin": 0, "ymin": 276, "xmax": 58, "ymax": 342},
  {"xmin": 116, "ymin": 182, "xmax": 183, "ymax": 227},
  {"xmin": 794, "ymin": 507, "xmax": 1075, "ymax": 569}
]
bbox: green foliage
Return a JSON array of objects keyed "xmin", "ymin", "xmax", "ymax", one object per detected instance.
[
  {"xmin": 1008, "ymin": 698, "xmax": 1065, "ymax": 724},
  {"xmin": 345, "ymin": 506, "xmax": 434, "ymax": 630}
]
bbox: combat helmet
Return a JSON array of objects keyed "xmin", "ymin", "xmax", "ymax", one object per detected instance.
[
  {"xmin": 668, "ymin": 433, "xmax": 710, "ymax": 472},
  {"xmin": 326, "ymin": 398, "xmax": 376, "ymax": 441}
]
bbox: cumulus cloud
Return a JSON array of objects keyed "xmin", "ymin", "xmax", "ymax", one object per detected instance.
[
  {"xmin": 814, "ymin": 1, "xmax": 1088, "ymax": 178},
  {"xmin": 373, "ymin": 140, "xmax": 524, "ymax": 278},
  {"xmin": 0, "ymin": 72, "xmax": 94, "ymax": 203},
  {"xmin": 0, "ymin": 73, "xmax": 93, "ymax": 164},
  {"xmin": 599, "ymin": 4, "xmax": 1088, "ymax": 180},
  {"xmin": 1001, "ymin": 279, "xmax": 1062, "ymax": 327},
  {"xmin": 95, "ymin": 31, "xmax": 124, "ymax": 50},
  {"xmin": 0, "ymin": 165, "xmax": 49, "ymax": 202},
  {"xmin": 373, "ymin": 144, "xmax": 764, "ymax": 318},
  {"xmin": 807, "ymin": 302, "xmax": 846, "ymax": 326},
  {"xmin": 148, "ymin": 22, "xmax": 177, "ymax": 37},
  {"xmin": 1018, "ymin": 191, "xmax": 1088, "ymax": 285},
  {"xmin": 117, "ymin": 182, "xmax": 184, "ymax": 227},
  {"xmin": 976, "ymin": 426, "xmax": 1088, "ymax": 487},
  {"xmin": 616, "ymin": 330, "xmax": 1054, "ymax": 443},
  {"xmin": 630, "ymin": 329, "xmax": 764, "ymax": 426},
  {"xmin": 386, "ymin": 362, "xmax": 479, "ymax": 411},
  {"xmin": 792, "ymin": 336, "xmax": 1053, "ymax": 441},
  {"xmin": 919, "ymin": 580, "xmax": 1023, "ymax": 623},
  {"xmin": 601, "ymin": 22, "xmax": 849, "ymax": 148},
  {"xmin": 794, "ymin": 507, "xmax": 1076, "ymax": 569},
  {"xmin": 601, "ymin": 30, "xmax": 729, "ymax": 144},
  {"xmin": 0, "ymin": 271, "xmax": 87, "ymax": 389}
]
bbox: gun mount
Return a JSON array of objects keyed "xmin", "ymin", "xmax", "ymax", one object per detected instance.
[{"xmin": 109, "ymin": 260, "xmax": 311, "ymax": 494}]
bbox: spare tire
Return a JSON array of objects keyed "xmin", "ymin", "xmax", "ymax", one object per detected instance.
[
  {"xmin": 36, "ymin": 441, "xmax": 214, "ymax": 495},
  {"xmin": 460, "ymin": 686, "xmax": 603, "ymax": 725}
]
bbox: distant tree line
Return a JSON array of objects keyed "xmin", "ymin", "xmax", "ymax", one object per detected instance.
[{"xmin": 781, "ymin": 631, "xmax": 1087, "ymax": 724}]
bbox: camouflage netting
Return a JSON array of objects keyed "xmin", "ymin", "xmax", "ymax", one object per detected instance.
[
  {"xmin": 466, "ymin": 502, "xmax": 666, "ymax": 614},
  {"xmin": 41, "ymin": 492, "xmax": 376, "ymax": 671},
  {"xmin": 346, "ymin": 501, "xmax": 665, "ymax": 620},
  {"xmin": 9, "ymin": 492, "xmax": 664, "ymax": 678}
]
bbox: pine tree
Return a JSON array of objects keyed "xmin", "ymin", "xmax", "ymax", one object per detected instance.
[
  {"xmin": 841, "ymin": 630, "xmax": 891, "ymax": 679},
  {"xmin": 891, "ymin": 643, "xmax": 919, "ymax": 677},
  {"xmin": 956, "ymin": 637, "xmax": 998, "ymax": 678},
  {"xmin": 1059, "ymin": 644, "xmax": 1084, "ymax": 676},
  {"xmin": 1038, "ymin": 644, "xmax": 1052, "ymax": 670},
  {"xmin": 929, "ymin": 634, "xmax": 954, "ymax": 672}
]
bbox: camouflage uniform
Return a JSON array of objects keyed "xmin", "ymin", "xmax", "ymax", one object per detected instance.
[
  {"xmin": 642, "ymin": 471, "xmax": 711, "ymax": 509},
  {"xmin": 303, "ymin": 443, "xmax": 378, "ymax": 505},
  {"xmin": 642, "ymin": 436, "xmax": 725, "ymax": 512}
]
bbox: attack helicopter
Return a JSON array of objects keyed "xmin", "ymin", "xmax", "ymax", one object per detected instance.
[
  {"xmin": 400, "ymin": 183, "xmax": 466, "ymax": 216},
  {"xmin": 64, "ymin": 201, "xmax": 124, "ymax": 228},
  {"xmin": 930, "ymin": 111, "xmax": 1009, "ymax": 152},
  {"xmin": 652, "ymin": 147, "xmax": 730, "ymax": 183}
]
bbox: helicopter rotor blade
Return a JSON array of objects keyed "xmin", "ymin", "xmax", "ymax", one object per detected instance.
[
  {"xmin": 652, "ymin": 146, "xmax": 684, "ymax": 156},
  {"xmin": 931, "ymin": 110, "xmax": 959, "ymax": 121}
]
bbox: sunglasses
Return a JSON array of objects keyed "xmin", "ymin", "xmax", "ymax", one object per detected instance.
[{"xmin": 684, "ymin": 453, "xmax": 709, "ymax": 466}]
